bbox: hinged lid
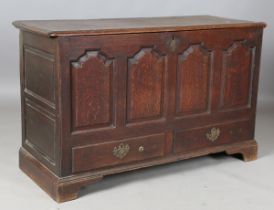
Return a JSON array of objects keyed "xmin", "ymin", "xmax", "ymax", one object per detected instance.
[{"xmin": 13, "ymin": 15, "xmax": 266, "ymax": 38}]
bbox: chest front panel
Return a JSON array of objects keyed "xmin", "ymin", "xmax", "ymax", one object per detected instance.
[{"xmin": 59, "ymin": 28, "xmax": 262, "ymax": 174}]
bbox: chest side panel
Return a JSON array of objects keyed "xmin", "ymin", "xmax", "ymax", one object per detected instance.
[{"xmin": 20, "ymin": 32, "xmax": 60, "ymax": 175}]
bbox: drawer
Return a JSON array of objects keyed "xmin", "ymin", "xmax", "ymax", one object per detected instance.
[
  {"xmin": 72, "ymin": 133, "xmax": 166, "ymax": 173},
  {"xmin": 174, "ymin": 121, "xmax": 252, "ymax": 154}
]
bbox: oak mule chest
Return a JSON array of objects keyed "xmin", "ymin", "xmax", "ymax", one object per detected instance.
[{"xmin": 13, "ymin": 16, "xmax": 266, "ymax": 202}]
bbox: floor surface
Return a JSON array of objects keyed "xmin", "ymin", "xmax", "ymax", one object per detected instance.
[{"xmin": 0, "ymin": 97, "xmax": 273, "ymax": 210}]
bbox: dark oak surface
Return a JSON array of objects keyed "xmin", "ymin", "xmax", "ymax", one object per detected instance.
[
  {"xmin": 13, "ymin": 15, "xmax": 266, "ymax": 37},
  {"xmin": 20, "ymin": 140, "xmax": 257, "ymax": 202},
  {"xmin": 14, "ymin": 16, "xmax": 265, "ymax": 202}
]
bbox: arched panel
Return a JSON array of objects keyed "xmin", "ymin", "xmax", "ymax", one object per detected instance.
[
  {"xmin": 176, "ymin": 44, "xmax": 212, "ymax": 116},
  {"xmin": 127, "ymin": 48, "xmax": 165, "ymax": 122},
  {"xmin": 71, "ymin": 51, "xmax": 113, "ymax": 130},
  {"xmin": 220, "ymin": 40, "xmax": 255, "ymax": 110}
]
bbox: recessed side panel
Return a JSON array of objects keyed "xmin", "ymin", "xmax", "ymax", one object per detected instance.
[
  {"xmin": 127, "ymin": 48, "xmax": 166, "ymax": 123},
  {"xmin": 219, "ymin": 40, "xmax": 255, "ymax": 110},
  {"xmin": 71, "ymin": 51, "xmax": 114, "ymax": 131},
  {"xmin": 24, "ymin": 46, "xmax": 55, "ymax": 107},
  {"xmin": 176, "ymin": 44, "xmax": 213, "ymax": 116},
  {"xmin": 24, "ymin": 101, "xmax": 56, "ymax": 167}
]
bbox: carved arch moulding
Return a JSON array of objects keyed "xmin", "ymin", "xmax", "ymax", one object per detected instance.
[
  {"xmin": 127, "ymin": 47, "xmax": 166, "ymax": 123},
  {"xmin": 219, "ymin": 40, "xmax": 256, "ymax": 111},
  {"xmin": 71, "ymin": 50, "xmax": 114, "ymax": 131},
  {"xmin": 176, "ymin": 43, "xmax": 213, "ymax": 117}
]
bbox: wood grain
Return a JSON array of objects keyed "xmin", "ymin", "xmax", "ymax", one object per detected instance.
[
  {"xmin": 220, "ymin": 40, "xmax": 255, "ymax": 110},
  {"xmin": 20, "ymin": 139, "xmax": 257, "ymax": 202},
  {"xmin": 72, "ymin": 133, "xmax": 166, "ymax": 173},
  {"xmin": 13, "ymin": 16, "xmax": 266, "ymax": 37},
  {"xmin": 14, "ymin": 16, "xmax": 265, "ymax": 202},
  {"xmin": 127, "ymin": 48, "xmax": 165, "ymax": 122},
  {"xmin": 71, "ymin": 51, "xmax": 113, "ymax": 130},
  {"xmin": 176, "ymin": 44, "xmax": 212, "ymax": 115}
]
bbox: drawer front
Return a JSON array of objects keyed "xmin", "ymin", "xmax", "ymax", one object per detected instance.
[
  {"xmin": 72, "ymin": 133, "xmax": 166, "ymax": 173},
  {"xmin": 174, "ymin": 121, "xmax": 252, "ymax": 154}
]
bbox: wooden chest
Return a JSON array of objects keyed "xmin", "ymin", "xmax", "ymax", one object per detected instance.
[{"xmin": 13, "ymin": 16, "xmax": 266, "ymax": 202}]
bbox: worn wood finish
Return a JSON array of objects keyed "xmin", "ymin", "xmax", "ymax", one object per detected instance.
[
  {"xmin": 20, "ymin": 140, "xmax": 257, "ymax": 202},
  {"xmin": 176, "ymin": 44, "xmax": 212, "ymax": 115},
  {"xmin": 72, "ymin": 133, "xmax": 166, "ymax": 173},
  {"xmin": 13, "ymin": 15, "xmax": 266, "ymax": 37},
  {"xmin": 220, "ymin": 40, "xmax": 255, "ymax": 110},
  {"xmin": 174, "ymin": 120, "xmax": 252, "ymax": 153},
  {"xmin": 19, "ymin": 148, "xmax": 102, "ymax": 203},
  {"xmin": 71, "ymin": 51, "xmax": 114, "ymax": 130},
  {"xmin": 14, "ymin": 16, "xmax": 265, "ymax": 202},
  {"xmin": 127, "ymin": 48, "xmax": 165, "ymax": 122}
]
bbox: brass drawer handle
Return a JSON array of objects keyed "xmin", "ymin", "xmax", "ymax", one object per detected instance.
[
  {"xmin": 113, "ymin": 143, "xmax": 130, "ymax": 159},
  {"xmin": 138, "ymin": 146, "xmax": 144, "ymax": 152},
  {"xmin": 206, "ymin": 127, "xmax": 221, "ymax": 142}
]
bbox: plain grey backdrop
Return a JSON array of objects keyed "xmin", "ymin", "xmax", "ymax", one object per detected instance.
[
  {"xmin": 1, "ymin": 0, "xmax": 274, "ymax": 101},
  {"xmin": 0, "ymin": 0, "xmax": 273, "ymax": 210}
]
